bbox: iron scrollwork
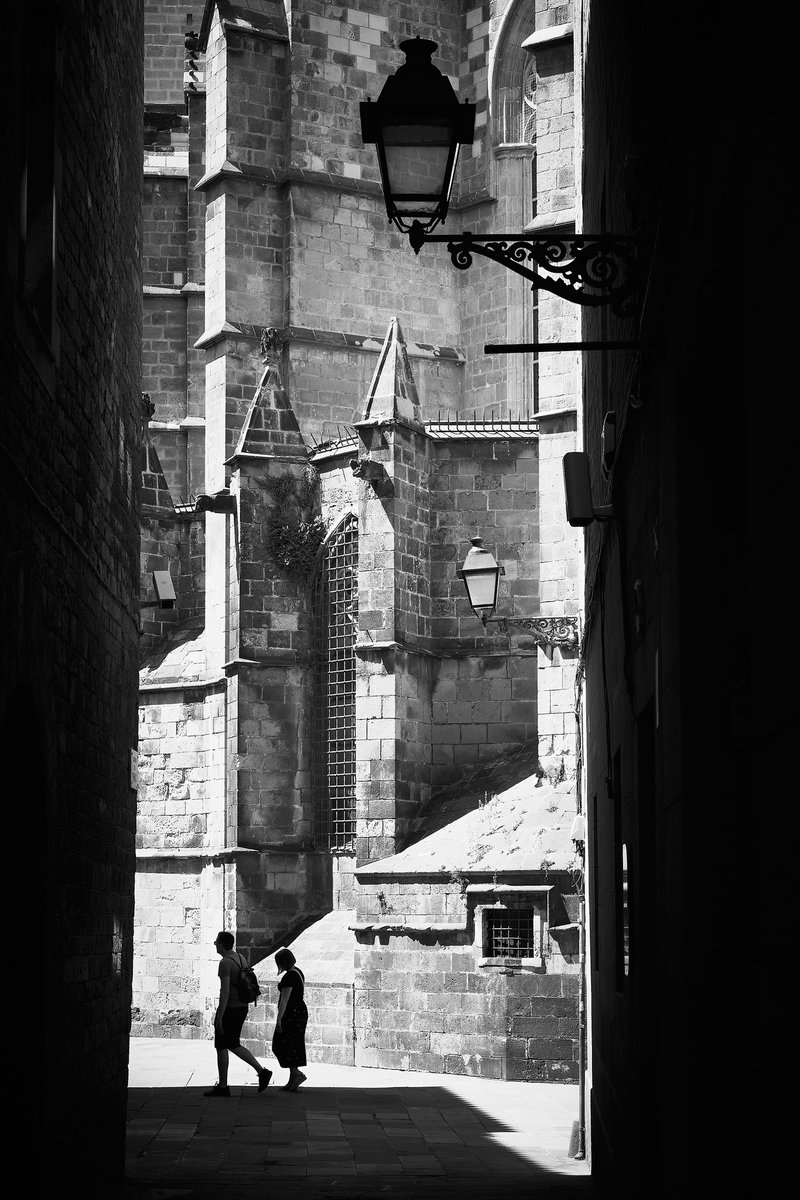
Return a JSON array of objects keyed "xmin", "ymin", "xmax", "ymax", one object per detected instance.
[
  {"xmin": 491, "ymin": 615, "xmax": 579, "ymax": 648},
  {"xmin": 408, "ymin": 223, "xmax": 636, "ymax": 317}
]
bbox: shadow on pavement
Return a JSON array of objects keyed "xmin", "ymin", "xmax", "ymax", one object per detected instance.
[{"xmin": 119, "ymin": 1079, "xmax": 598, "ymax": 1200}]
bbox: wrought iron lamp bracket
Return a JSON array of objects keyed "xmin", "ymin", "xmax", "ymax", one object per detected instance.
[
  {"xmin": 408, "ymin": 223, "xmax": 637, "ymax": 318},
  {"xmin": 487, "ymin": 615, "xmax": 580, "ymax": 649}
]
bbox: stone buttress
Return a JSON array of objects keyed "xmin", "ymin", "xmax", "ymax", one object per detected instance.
[{"xmin": 352, "ymin": 318, "xmax": 433, "ymax": 867}]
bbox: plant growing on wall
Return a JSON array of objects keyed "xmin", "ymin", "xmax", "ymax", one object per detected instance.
[
  {"xmin": 261, "ymin": 466, "xmax": 326, "ymax": 580},
  {"xmin": 447, "ymin": 868, "xmax": 469, "ymax": 896}
]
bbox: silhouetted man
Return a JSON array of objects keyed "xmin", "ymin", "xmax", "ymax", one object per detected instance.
[{"xmin": 204, "ymin": 931, "xmax": 272, "ymax": 1097}]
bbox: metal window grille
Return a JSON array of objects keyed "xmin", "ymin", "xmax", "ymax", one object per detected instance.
[
  {"xmin": 485, "ymin": 908, "xmax": 537, "ymax": 958},
  {"xmin": 311, "ymin": 515, "xmax": 358, "ymax": 850},
  {"xmin": 522, "ymin": 56, "xmax": 536, "ymax": 143},
  {"xmin": 496, "ymin": 60, "xmax": 535, "ymax": 145}
]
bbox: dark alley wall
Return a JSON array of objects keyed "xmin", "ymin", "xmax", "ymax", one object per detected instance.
[
  {"xmin": 579, "ymin": 3, "xmax": 781, "ymax": 1198},
  {"xmin": 0, "ymin": 3, "xmax": 143, "ymax": 1196}
]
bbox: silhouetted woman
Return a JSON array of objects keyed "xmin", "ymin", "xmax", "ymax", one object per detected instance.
[{"xmin": 272, "ymin": 946, "xmax": 308, "ymax": 1091}]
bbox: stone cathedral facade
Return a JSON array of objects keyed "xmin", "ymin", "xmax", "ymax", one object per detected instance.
[{"xmin": 135, "ymin": 0, "xmax": 585, "ymax": 1082}]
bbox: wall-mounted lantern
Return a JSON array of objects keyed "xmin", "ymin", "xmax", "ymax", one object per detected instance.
[
  {"xmin": 360, "ymin": 37, "xmax": 475, "ymax": 237},
  {"xmin": 360, "ymin": 40, "xmax": 636, "ymax": 318},
  {"xmin": 458, "ymin": 537, "xmax": 502, "ymax": 626},
  {"xmin": 458, "ymin": 537, "xmax": 579, "ymax": 649}
]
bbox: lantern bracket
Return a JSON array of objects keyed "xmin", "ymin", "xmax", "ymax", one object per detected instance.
[
  {"xmin": 408, "ymin": 223, "xmax": 637, "ymax": 317},
  {"xmin": 487, "ymin": 615, "xmax": 580, "ymax": 648}
]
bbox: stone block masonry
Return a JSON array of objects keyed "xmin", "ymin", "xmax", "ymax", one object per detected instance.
[
  {"xmin": 352, "ymin": 926, "xmax": 579, "ymax": 1080},
  {"xmin": 246, "ymin": 981, "xmax": 357, "ymax": 1067},
  {"xmin": 133, "ymin": 0, "xmax": 585, "ymax": 1086},
  {"xmin": 2, "ymin": 2, "xmax": 143, "ymax": 1193},
  {"xmin": 145, "ymin": 0, "xmax": 193, "ymax": 106},
  {"xmin": 136, "ymin": 688, "xmax": 226, "ymax": 851}
]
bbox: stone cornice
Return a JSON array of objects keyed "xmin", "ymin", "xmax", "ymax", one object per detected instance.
[
  {"xmin": 524, "ymin": 211, "xmax": 576, "ymax": 232},
  {"xmin": 225, "ymin": 451, "xmax": 309, "ymax": 466},
  {"xmin": 136, "ymin": 845, "xmax": 258, "ymax": 861},
  {"xmin": 193, "ymin": 321, "xmax": 465, "ymax": 363},
  {"xmin": 223, "ymin": 650, "xmax": 315, "ymax": 671},
  {"xmin": 193, "ymin": 160, "xmax": 495, "ymax": 217},
  {"xmin": 521, "ymin": 23, "xmax": 573, "ymax": 49},
  {"xmin": 138, "ymin": 675, "xmax": 226, "ymax": 694}
]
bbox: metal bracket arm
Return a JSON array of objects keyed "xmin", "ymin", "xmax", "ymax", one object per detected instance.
[
  {"xmin": 487, "ymin": 616, "xmax": 580, "ymax": 648},
  {"xmin": 408, "ymin": 223, "xmax": 637, "ymax": 317}
]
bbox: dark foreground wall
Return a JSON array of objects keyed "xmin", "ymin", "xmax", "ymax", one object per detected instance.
[
  {"xmin": 580, "ymin": 4, "xmax": 787, "ymax": 1199},
  {"xmin": 0, "ymin": 3, "xmax": 143, "ymax": 1195}
]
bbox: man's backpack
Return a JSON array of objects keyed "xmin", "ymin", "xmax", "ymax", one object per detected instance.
[{"xmin": 235, "ymin": 954, "xmax": 261, "ymax": 1004}]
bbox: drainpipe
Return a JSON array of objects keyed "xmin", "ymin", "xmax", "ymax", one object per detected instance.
[{"xmin": 575, "ymin": 894, "xmax": 586, "ymax": 1159}]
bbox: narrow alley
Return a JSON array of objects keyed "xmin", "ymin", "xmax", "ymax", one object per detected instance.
[{"xmin": 118, "ymin": 1038, "xmax": 596, "ymax": 1199}]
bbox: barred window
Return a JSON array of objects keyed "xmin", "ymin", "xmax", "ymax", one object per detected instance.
[
  {"xmin": 485, "ymin": 908, "xmax": 537, "ymax": 958},
  {"xmin": 312, "ymin": 514, "xmax": 358, "ymax": 850}
]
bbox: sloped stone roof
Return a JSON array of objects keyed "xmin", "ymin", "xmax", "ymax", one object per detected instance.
[
  {"xmin": 141, "ymin": 438, "xmax": 174, "ymax": 513},
  {"xmin": 139, "ymin": 616, "xmax": 214, "ymax": 687},
  {"xmin": 357, "ymin": 775, "xmax": 579, "ymax": 877},
  {"xmin": 199, "ymin": 0, "xmax": 288, "ymax": 48},
  {"xmin": 359, "ymin": 317, "xmax": 423, "ymax": 426},
  {"xmin": 230, "ymin": 361, "xmax": 307, "ymax": 460},
  {"xmin": 254, "ymin": 909, "xmax": 356, "ymax": 987}
]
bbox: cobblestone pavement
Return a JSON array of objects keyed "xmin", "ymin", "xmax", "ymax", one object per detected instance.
[{"xmin": 116, "ymin": 1039, "xmax": 598, "ymax": 1199}]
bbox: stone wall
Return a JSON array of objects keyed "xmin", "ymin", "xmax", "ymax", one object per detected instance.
[
  {"xmin": 247, "ymin": 980, "xmax": 356, "ymax": 1067},
  {"xmin": 1, "ymin": 2, "xmax": 143, "ymax": 1193},
  {"xmin": 145, "ymin": 0, "xmax": 190, "ymax": 106},
  {"xmin": 352, "ymin": 875, "xmax": 580, "ymax": 1080},
  {"xmin": 137, "ymin": 687, "xmax": 226, "ymax": 851},
  {"xmin": 134, "ymin": 0, "xmax": 584, "ymax": 1070},
  {"xmin": 133, "ymin": 861, "xmax": 207, "ymax": 1035}
]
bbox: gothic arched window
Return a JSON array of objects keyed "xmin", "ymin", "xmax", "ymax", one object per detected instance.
[
  {"xmin": 496, "ymin": 44, "xmax": 536, "ymax": 146},
  {"xmin": 492, "ymin": 0, "xmax": 538, "ymax": 149},
  {"xmin": 311, "ymin": 513, "xmax": 358, "ymax": 850}
]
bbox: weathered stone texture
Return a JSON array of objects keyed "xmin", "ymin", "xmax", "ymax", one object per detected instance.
[
  {"xmin": 349, "ymin": 872, "xmax": 579, "ymax": 1080},
  {"xmin": 1, "ymin": 2, "xmax": 143, "ymax": 1192},
  {"xmin": 135, "ymin": 0, "xmax": 583, "ymax": 1083},
  {"xmin": 136, "ymin": 689, "xmax": 226, "ymax": 850},
  {"xmin": 145, "ymin": 0, "xmax": 189, "ymax": 106}
]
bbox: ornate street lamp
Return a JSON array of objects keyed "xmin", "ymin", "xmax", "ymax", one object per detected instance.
[
  {"xmin": 459, "ymin": 538, "xmax": 579, "ymax": 648},
  {"xmin": 360, "ymin": 38, "xmax": 475, "ymax": 236},
  {"xmin": 360, "ymin": 41, "xmax": 636, "ymax": 319}
]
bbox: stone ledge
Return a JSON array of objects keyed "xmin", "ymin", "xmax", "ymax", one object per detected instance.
[
  {"xmin": 350, "ymin": 920, "xmax": 468, "ymax": 934},
  {"xmin": 193, "ymin": 162, "xmax": 496, "ymax": 218},
  {"xmin": 138, "ymin": 675, "xmax": 225, "ymax": 694},
  {"xmin": 524, "ymin": 211, "xmax": 576, "ymax": 232},
  {"xmin": 136, "ymin": 845, "xmax": 258, "ymax": 860},
  {"xmin": 521, "ymin": 23, "xmax": 573, "ymax": 49},
  {"xmin": 465, "ymin": 884, "xmax": 553, "ymax": 894},
  {"xmin": 193, "ymin": 321, "xmax": 465, "ymax": 363}
]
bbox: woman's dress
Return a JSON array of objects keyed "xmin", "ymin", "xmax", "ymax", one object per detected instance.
[{"xmin": 272, "ymin": 966, "xmax": 308, "ymax": 1068}]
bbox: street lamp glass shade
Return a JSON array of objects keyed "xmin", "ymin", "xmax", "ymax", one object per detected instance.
[
  {"xmin": 381, "ymin": 120, "xmax": 457, "ymax": 223},
  {"xmin": 460, "ymin": 538, "xmax": 501, "ymax": 623},
  {"xmin": 360, "ymin": 39, "xmax": 475, "ymax": 234}
]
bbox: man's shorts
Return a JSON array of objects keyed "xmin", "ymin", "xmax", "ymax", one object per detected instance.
[{"xmin": 214, "ymin": 1004, "xmax": 248, "ymax": 1049}]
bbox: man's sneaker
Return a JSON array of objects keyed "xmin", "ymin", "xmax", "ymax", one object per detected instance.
[
  {"xmin": 203, "ymin": 1083, "xmax": 231, "ymax": 1097},
  {"xmin": 257, "ymin": 1068, "xmax": 272, "ymax": 1093}
]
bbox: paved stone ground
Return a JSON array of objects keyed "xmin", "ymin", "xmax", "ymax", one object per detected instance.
[{"xmin": 117, "ymin": 1039, "xmax": 598, "ymax": 1199}]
